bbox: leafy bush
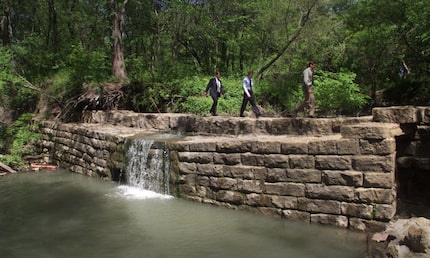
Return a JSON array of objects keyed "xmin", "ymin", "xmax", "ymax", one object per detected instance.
[
  {"xmin": 314, "ymin": 70, "xmax": 370, "ymax": 115},
  {"xmin": 0, "ymin": 47, "xmax": 39, "ymax": 116},
  {"xmin": 0, "ymin": 113, "xmax": 41, "ymax": 169}
]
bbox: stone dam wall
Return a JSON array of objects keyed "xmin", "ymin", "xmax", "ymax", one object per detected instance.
[{"xmin": 36, "ymin": 106, "xmax": 430, "ymax": 231}]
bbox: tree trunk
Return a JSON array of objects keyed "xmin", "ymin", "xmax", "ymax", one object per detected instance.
[
  {"xmin": 0, "ymin": 4, "xmax": 13, "ymax": 46},
  {"xmin": 111, "ymin": 0, "xmax": 128, "ymax": 81},
  {"xmin": 46, "ymin": 0, "xmax": 60, "ymax": 53},
  {"xmin": 257, "ymin": 2, "xmax": 316, "ymax": 79}
]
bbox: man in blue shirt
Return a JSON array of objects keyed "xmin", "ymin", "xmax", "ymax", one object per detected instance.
[{"xmin": 240, "ymin": 70, "xmax": 261, "ymax": 118}]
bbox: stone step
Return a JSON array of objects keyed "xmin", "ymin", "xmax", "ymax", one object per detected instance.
[{"xmin": 82, "ymin": 110, "xmax": 372, "ymax": 137}]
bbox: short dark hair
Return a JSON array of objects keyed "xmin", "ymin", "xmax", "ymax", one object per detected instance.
[{"xmin": 309, "ymin": 61, "xmax": 315, "ymax": 67}]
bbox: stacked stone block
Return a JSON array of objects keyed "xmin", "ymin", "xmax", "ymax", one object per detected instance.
[
  {"xmin": 374, "ymin": 106, "xmax": 430, "ymax": 206},
  {"xmin": 37, "ymin": 107, "xmax": 430, "ymax": 231},
  {"xmin": 171, "ymin": 121, "xmax": 402, "ymax": 231},
  {"xmin": 38, "ymin": 121, "xmax": 142, "ymax": 179}
]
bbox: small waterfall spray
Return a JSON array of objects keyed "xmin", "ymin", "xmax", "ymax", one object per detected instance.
[{"xmin": 124, "ymin": 137, "xmax": 170, "ymax": 195}]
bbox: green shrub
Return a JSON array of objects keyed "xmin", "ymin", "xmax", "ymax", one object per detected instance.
[
  {"xmin": 0, "ymin": 113, "xmax": 41, "ymax": 169},
  {"xmin": 314, "ymin": 70, "xmax": 369, "ymax": 115},
  {"xmin": 0, "ymin": 47, "xmax": 39, "ymax": 116}
]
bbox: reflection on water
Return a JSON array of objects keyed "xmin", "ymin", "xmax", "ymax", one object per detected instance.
[{"xmin": 0, "ymin": 171, "xmax": 367, "ymax": 258}]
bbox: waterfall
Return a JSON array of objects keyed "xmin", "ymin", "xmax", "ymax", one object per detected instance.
[{"xmin": 124, "ymin": 138, "xmax": 170, "ymax": 195}]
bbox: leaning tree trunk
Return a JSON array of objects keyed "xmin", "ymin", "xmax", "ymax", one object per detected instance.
[
  {"xmin": 0, "ymin": 4, "xmax": 13, "ymax": 46},
  {"xmin": 111, "ymin": 0, "xmax": 128, "ymax": 81},
  {"xmin": 256, "ymin": 1, "xmax": 317, "ymax": 79}
]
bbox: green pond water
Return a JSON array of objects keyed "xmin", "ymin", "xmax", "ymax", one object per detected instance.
[{"xmin": 0, "ymin": 170, "xmax": 367, "ymax": 258}]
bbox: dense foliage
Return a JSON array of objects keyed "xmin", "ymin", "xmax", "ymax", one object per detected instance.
[
  {"xmin": 0, "ymin": 113, "xmax": 40, "ymax": 169},
  {"xmin": 0, "ymin": 0, "xmax": 429, "ymax": 168}
]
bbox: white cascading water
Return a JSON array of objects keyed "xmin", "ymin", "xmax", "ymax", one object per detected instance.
[{"xmin": 118, "ymin": 138, "xmax": 172, "ymax": 199}]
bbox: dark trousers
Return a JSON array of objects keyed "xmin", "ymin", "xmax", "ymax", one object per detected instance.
[
  {"xmin": 240, "ymin": 91, "xmax": 260, "ymax": 116},
  {"xmin": 210, "ymin": 93, "xmax": 220, "ymax": 115}
]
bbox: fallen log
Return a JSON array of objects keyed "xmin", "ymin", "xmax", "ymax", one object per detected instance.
[
  {"xmin": 0, "ymin": 161, "xmax": 17, "ymax": 174},
  {"xmin": 30, "ymin": 164, "xmax": 57, "ymax": 171}
]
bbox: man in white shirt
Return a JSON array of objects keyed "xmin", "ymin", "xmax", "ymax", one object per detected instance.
[{"xmin": 294, "ymin": 61, "xmax": 316, "ymax": 117}]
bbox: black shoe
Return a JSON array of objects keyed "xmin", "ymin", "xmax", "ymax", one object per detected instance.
[
  {"xmin": 240, "ymin": 114, "xmax": 245, "ymax": 117},
  {"xmin": 256, "ymin": 113, "xmax": 261, "ymax": 118}
]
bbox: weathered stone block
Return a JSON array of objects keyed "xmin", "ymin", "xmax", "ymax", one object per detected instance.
[
  {"xmin": 94, "ymin": 157, "xmax": 107, "ymax": 167},
  {"xmin": 210, "ymin": 177, "xmax": 237, "ymax": 190},
  {"xmin": 196, "ymin": 163, "xmax": 217, "ymax": 176},
  {"xmin": 252, "ymin": 141, "xmax": 281, "ymax": 154},
  {"xmin": 216, "ymin": 190, "xmax": 243, "ymax": 205},
  {"xmin": 182, "ymin": 174, "xmax": 197, "ymax": 185},
  {"xmin": 245, "ymin": 193, "xmax": 271, "ymax": 207},
  {"xmin": 281, "ymin": 141, "xmax": 308, "ymax": 154},
  {"xmin": 196, "ymin": 176, "xmax": 210, "ymax": 187},
  {"xmin": 265, "ymin": 182, "xmax": 305, "ymax": 196},
  {"xmin": 241, "ymin": 153, "xmax": 265, "ymax": 166},
  {"xmin": 271, "ymin": 195, "xmax": 298, "ymax": 209},
  {"xmin": 286, "ymin": 169, "xmax": 321, "ymax": 183},
  {"xmin": 264, "ymin": 154, "xmax": 289, "ymax": 168},
  {"xmin": 417, "ymin": 106, "xmax": 430, "ymax": 124},
  {"xmin": 310, "ymin": 214, "xmax": 348, "ymax": 228},
  {"xmin": 341, "ymin": 122, "xmax": 403, "ymax": 139},
  {"xmin": 322, "ymin": 170, "xmax": 363, "ymax": 187},
  {"xmin": 355, "ymin": 188, "xmax": 395, "ymax": 204},
  {"xmin": 360, "ymin": 139, "xmax": 396, "ymax": 155},
  {"xmin": 167, "ymin": 142, "xmax": 189, "ymax": 151},
  {"xmin": 417, "ymin": 125, "xmax": 430, "ymax": 140},
  {"xmin": 236, "ymin": 120, "xmax": 256, "ymax": 134},
  {"xmin": 178, "ymin": 184, "xmax": 196, "ymax": 195},
  {"xmin": 305, "ymin": 184, "xmax": 355, "ymax": 201},
  {"xmin": 213, "ymin": 153, "xmax": 241, "ymax": 165},
  {"xmin": 282, "ymin": 210, "xmax": 310, "ymax": 222},
  {"xmin": 349, "ymin": 218, "xmax": 386, "ymax": 232},
  {"xmin": 178, "ymin": 162, "xmax": 197, "ymax": 174},
  {"xmin": 178, "ymin": 152, "xmax": 213, "ymax": 163},
  {"xmin": 363, "ymin": 172, "xmax": 395, "ymax": 188},
  {"xmin": 308, "ymin": 139, "xmax": 338, "ymax": 154},
  {"xmin": 265, "ymin": 168, "xmax": 287, "ymax": 182},
  {"xmin": 216, "ymin": 141, "xmax": 251, "ymax": 153},
  {"xmin": 315, "ymin": 155, "xmax": 351, "ymax": 170},
  {"xmin": 341, "ymin": 202, "xmax": 373, "ymax": 219},
  {"xmin": 289, "ymin": 155, "xmax": 315, "ymax": 169},
  {"xmin": 239, "ymin": 179, "xmax": 264, "ymax": 193},
  {"xmin": 222, "ymin": 165, "xmax": 264, "ymax": 179},
  {"xmin": 352, "ymin": 155, "xmax": 395, "ymax": 172},
  {"xmin": 262, "ymin": 119, "xmax": 291, "ymax": 135},
  {"xmin": 373, "ymin": 106, "xmax": 419, "ymax": 124},
  {"xmin": 373, "ymin": 203, "xmax": 396, "ymax": 220},
  {"xmin": 337, "ymin": 138, "xmax": 360, "ymax": 155},
  {"xmin": 188, "ymin": 141, "xmax": 217, "ymax": 152},
  {"xmin": 298, "ymin": 198, "xmax": 342, "ymax": 214}
]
